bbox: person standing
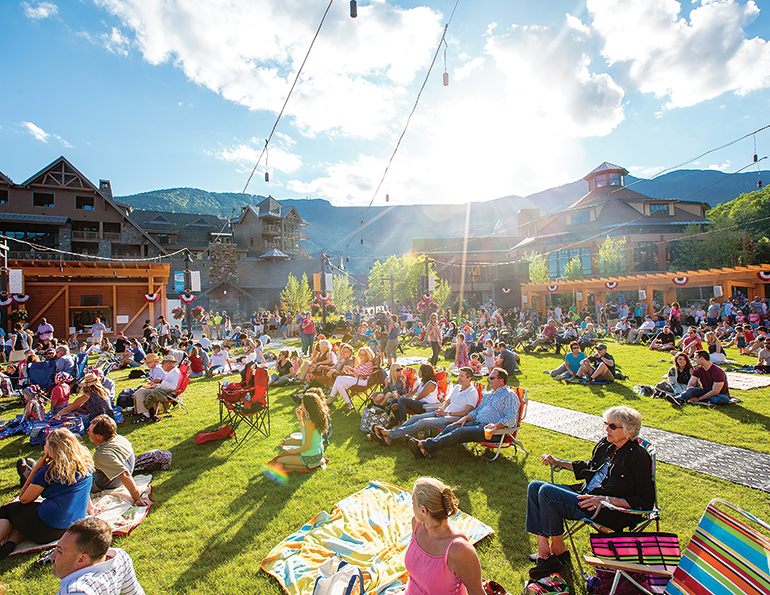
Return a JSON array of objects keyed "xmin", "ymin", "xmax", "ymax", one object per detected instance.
[
  {"xmin": 37, "ymin": 318, "xmax": 55, "ymax": 348},
  {"xmin": 426, "ymin": 313, "xmax": 441, "ymax": 367},
  {"xmin": 300, "ymin": 312, "xmax": 316, "ymax": 357},
  {"xmin": 90, "ymin": 317, "xmax": 106, "ymax": 348}
]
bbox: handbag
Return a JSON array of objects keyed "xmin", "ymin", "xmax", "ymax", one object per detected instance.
[
  {"xmin": 524, "ymin": 573, "xmax": 569, "ymax": 594},
  {"xmin": 588, "ymin": 532, "xmax": 680, "ymax": 595},
  {"xmin": 312, "ymin": 556, "xmax": 364, "ymax": 595},
  {"xmin": 359, "ymin": 404, "xmax": 391, "ymax": 434}
]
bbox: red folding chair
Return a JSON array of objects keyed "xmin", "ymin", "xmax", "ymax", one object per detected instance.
[
  {"xmin": 465, "ymin": 386, "xmax": 528, "ymax": 461},
  {"xmin": 166, "ymin": 361, "xmax": 191, "ymax": 414},
  {"xmin": 218, "ymin": 366, "xmax": 270, "ymax": 446}
]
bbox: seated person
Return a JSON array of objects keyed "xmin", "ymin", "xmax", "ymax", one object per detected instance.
[
  {"xmin": 526, "ymin": 406, "xmax": 653, "ymax": 579},
  {"xmin": 270, "ymin": 390, "xmax": 329, "ymax": 471},
  {"xmin": 494, "ymin": 342, "xmax": 519, "ymax": 375},
  {"xmin": 627, "ymin": 316, "xmax": 655, "ymax": 344},
  {"xmin": 554, "ymin": 323, "xmax": 579, "ymax": 355},
  {"xmin": 188, "ymin": 346, "xmax": 207, "ymax": 378},
  {"xmin": 578, "ymin": 323, "xmax": 599, "ymax": 351},
  {"xmin": 371, "ymin": 363, "xmax": 409, "ymax": 406},
  {"xmin": 198, "ymin": 334, "xmax": 212, "ymax": 352},
  {"xmin": 390, "ymin": 362, "xmax": 439, "ymax": 423},
  {"xmin": 50, "ymin": 372, "xmax": 73, "ymax": 413},
  {"xmin": 52, "ymin": 517, "xmax": 146, "ymax": 594},
  {"xmin": 469, "ymin": 352, "xmax": 483, "ymax": 375},
  {"xmin": 372, "ymin": 367, "xmax": 479, "ymax": 446},
  {"xmin": 269, "ymin": 350, "xmax": 293, "ymax": 386},
  {"xmin": 755, "ymin": 337, "xmax": 770, "ymax": 371},
  {"xmin": 328, "ymin": 347, "xmax": 375, "ymax": 411},
  {"xmin": 668, "ymin": 350, "xmax": 731, "ymax": 406},
  {"xmin": 405, "ymin": 368, "xmax": 519, "ymax": 460},
  {"xmin": 704, "ymin": 331, "xmax": 726, "ymax": 364},
  {"xmin": 654, "ymin": 353, "xmax": 693, "ymax": 398},
  {"xmin": 22, "ymin": 385, "xmax": 46, "ymax": 421},
  {"xmin": 575, "ymin": 344, "xmax": 615, "ymax": 383},
  {"xmin": 611, "ymin": 318, "xmax": 630, "ymax": 342},
  {"xmin": 677, "ymin": 326, "xmax": 704, "ymax": 357},
  {"xmin": 745, "ymin": 327, "xmax": 768, "ymax": 355},
  {"xmin": 138, "ymin": 356, "xmax": 182, "ymax": 418},
  {"xmin": 546, "ymin": 341, "xmax": 585, "ymax": 380},
  {"xmin": 0, "ymin": 367, "xmax": 14, "ymax": 398},
  {"xmin": 648, "ymin": 324, "xmax": 677, "ymax": 351},
  {"xmin": 54, "ymin": 373, "xmax": 115, "ymax": 423},
  {"xmin": 86, "ymin": 415, "xmax": 150, "ymax": 507},
  {"xmin": 55, "ymin": 345, "xmax": 76, "ymax": 377},
  {"xmin": 523, "ymin": 319, "xmax": 558, "ymax": 352},
  {"xmin": 119, "ymin": 339, "xmax": 146, "ymax": 369},
  {"xmin": 129, "ymin": 354, "xmax": 170, "ymax": 423},
  {"xmin": 208, "ymin": 344, "xmax": 233, "ymax": 375}
]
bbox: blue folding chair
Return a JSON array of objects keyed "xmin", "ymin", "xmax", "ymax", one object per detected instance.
[
  {"xmin": 74, "ymin": 353, "xmax": 88, "ymax": 380},
  {"xmin": 26, "ymin": 360, "xmax": 57, "ymax": 389}
]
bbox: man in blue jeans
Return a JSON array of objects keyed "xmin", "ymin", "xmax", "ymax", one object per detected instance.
[
  {"xmin": 406, "ymin": 367, "xmax": 519, "ymax": 459},
  {"xmin": 668, "ymin": 350, "xmax": 731, "ymax": 406}
]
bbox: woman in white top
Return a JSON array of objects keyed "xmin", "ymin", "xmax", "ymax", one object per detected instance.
[{"xmin": 392, "ymin": 363, "xmax": 439, "ymax": 424}]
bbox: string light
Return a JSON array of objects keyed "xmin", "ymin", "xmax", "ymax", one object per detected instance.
[
  {"xmin": 264, "ymin": 139, "xmax": 270, "ymax": 183},
  {"xmin": 755, "ymin": 134, "xmax": 762, "ymax": 189},
  {"xmin": 442, "ymin": 38, "xmax": 449, "ymax": 86},
  {"xmin": 350, "ymin": 0, "xmax": 357, "ymax": 18}
]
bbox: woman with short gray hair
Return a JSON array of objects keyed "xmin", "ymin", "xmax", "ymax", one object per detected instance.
[{"xmin": 525, "ymin": 406, "xmax": 653, "ymax": 580}]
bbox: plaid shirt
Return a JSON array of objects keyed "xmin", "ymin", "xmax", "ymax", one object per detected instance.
[
  {"xmin": 470, "ymin": 386, "xmax": 520, "ymax": 427},
  {"xmin": 0, "ymin": 373, "xmax": 12, "ymax": 397}
]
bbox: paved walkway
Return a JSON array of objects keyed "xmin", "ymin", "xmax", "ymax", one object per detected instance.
[{"xmin": 525, "ymin": 401, "xmax": 770, "ymax": 493}]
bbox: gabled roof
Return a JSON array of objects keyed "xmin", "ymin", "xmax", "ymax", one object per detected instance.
[
  {"xmin": 0, "ymin": 170, "xmax": 13, "ymax": 186},
  {"xmin": 568, "ymin": 185, "xmax": 652, "ymax": 210},
  {"xmin": 200, "ymin": 279, "xmax": 253, "ymax": 299},
  {"xmin": 257, "ymin": 195, "xmax": 283, "ymax": 215},
  {"xmin": 259, "ymin": 248, "xmax": 291, "ymax": 260},
  {"xmin": 233, "ymin": 203, "xmax": 309, "ymax": 226},
  {"xmin": 583, "ymin": 162, "xmax": 629, "ymax": 180},
  {"xmin": 21, "ymin": 156, "xmax": 168, "ymax": 255}
]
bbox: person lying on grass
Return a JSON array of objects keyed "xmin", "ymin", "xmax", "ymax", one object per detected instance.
[{"xmin": 271, "ymin": 389, "xmax": 329, "ymax": 470}]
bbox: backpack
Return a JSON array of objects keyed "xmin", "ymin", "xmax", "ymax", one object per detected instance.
[
  {"xmin": 524, "ymin": 573, "xmax": 569, "ymax": 595},
  {"xmin": 359, "ymin": 404, "xmax": 391, "ymax": 434},
  {"xmin": 312, "ymin": 557, "xmax": 364, "ymax": 595},
  {"xmin": 128, "ymin": 369, "xmax": 148, "ymax": 379},
  {"xmin": 133, "ymin": 449, "xmax": 172, "ymax": 474}
]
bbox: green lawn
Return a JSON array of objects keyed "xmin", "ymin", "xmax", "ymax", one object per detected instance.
[{"xmin": 1, "ymin": 339, "xmax": 769, "ymax": 594}]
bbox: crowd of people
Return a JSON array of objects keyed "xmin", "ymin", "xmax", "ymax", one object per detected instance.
[{"xmin": 0, "ymin": 292, "xmax": 762, "ymax": 592}]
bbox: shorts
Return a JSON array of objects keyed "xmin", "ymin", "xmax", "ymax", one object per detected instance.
[
  {"xmin": 737, "ymin": 337, "xmax": 746, "ymax": 348},
  {"xmin": 593, "ymin": 366, "xmax": 615, "ymax": 383},
  {"xmin": 300, "ymin": 452, "xmax": 324, "ymax": 468},
  {"xmin": 385, "ymin": 338, "xmax": 399, "ymax": 358},
  {"xmin": 0, "ymin": 501, "xmax": 67, "ymax": 544}
]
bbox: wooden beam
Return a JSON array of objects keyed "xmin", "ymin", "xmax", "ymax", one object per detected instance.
[
  {"xmin": 121, "ymin": 284, "xmax": 162, "ymax": 334},
  {"xmin": 112, "ymin": 284, "xmax": 117, "ymax": 335},
  {"xmin": 65, "ymin": 285, "xmax": 70, "ymax": 336},
  {"xmin": 26, "ymin": 286, "xmax": 66, "ymax": 329}
]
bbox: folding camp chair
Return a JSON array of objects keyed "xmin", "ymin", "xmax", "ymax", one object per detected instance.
[
  {"xmin": 552, "ymin": 437, "xmax": 660, "ymax": 579},
  {"xmin": 218, "ymin": 366, "xmax": 270, "ymax": 446},
  {"xmin": 348, "ymin": 367, "xmax": 386, "ymax": 411},
  {"xmin": 584, "ymin": 498, "xmax": 770, "ymax": 595},
  {"xmin": 26, "ymin": 361, "xmax": 57, "ymax": 389},
  {"xmin": 464, "ymin": 386, "xmax": 528, "ymax": 461},
  {"xmin": 74, "ymin": 353, "xmax": 89, "ymax": 381},
  {"xmin": 166, "ymin": 361, "xmax": 191, "ymax": 414}
]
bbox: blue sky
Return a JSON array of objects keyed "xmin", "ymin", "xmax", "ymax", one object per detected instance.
[{"xmin": 1, "ymin": 0, "xmax": 769, "ymax": 207}]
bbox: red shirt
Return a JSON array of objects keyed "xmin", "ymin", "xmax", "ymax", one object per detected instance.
[{"xmin": 692, "ymin": 364, "xmax": 729, "ymax": 397}]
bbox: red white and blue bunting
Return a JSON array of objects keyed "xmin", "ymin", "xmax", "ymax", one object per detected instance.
[
  {"xmin": 317, "ymin": 293, "xmax": 332, "ymax": 303},
  {"xmin": 547, "ymin": 284, "xmax": 559, "ymax": 293},
  {"xmin": 12, "ymin": 295, "xmax": 29, "ymax": 303},
  {"xmin": 180, "ymin": 294, "xmax": 196, "ymax": 304},
  {"xmin": 605, "ymin": 281, "xmax": 618, "ymax": 290},
  {"xmin": 143, "ymin": 293, "xmax": 161, "ymax": 303},
  {"xmin": 757, "ymin": 271, "xmax": 770, "ymax": 281},
  {"xmin": 0, "ymin": 297, "xmax": 13, "ymax": 307},
  {"xmin": 422, "ymin": 294, "xmax": 433, "ymax": 301},
  {"xmin": 672, "ymin": 277, "xmax": 689, "ymax": 286},
  {"xmin": 501, "ymin": 288, "xmax": 511, "ymax": 295}
]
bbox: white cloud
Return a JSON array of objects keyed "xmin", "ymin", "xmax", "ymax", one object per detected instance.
[
  {"xmin": 100, "ymin": 27, "xmax": 130, "ymax": 56},
  {"xmin": 210, "ymin": 137, "xmax": 303, "ymax": 174},
  {"xmin": 453, "ymin": 57, "xmax": 484, "ymax": 81},
  {"xmin": 587, "ymin": 0, "xmax": 770, "ymax": 108},
  {"xmin": 20, "ymin": 121, "xmax": 72, "ymax": 147},
  {"xmin": 21, "ymin": 121, "xmax": 49, "ymax": 142},
  {"xmin": 627, "ymin": 165, "xmax": 667, "ymax": 178},
  {"xmin": 485, "ymin": 23, "xmax": 625, "ymax": 137},
  {"xmin": 21, "ymin": 1, "xmax": 58, "ymax": 20},
  {"xmin": 708, "ymin": 160, "xmax": 732, "ymax": 171},
  {"xmin": 93, "ymin": 0, "xmax": 443, "ymax": 138}
]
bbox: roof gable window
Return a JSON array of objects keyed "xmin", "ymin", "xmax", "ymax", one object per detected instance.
[
  {"xmin": 0, "ymin": 190, "xmax": 7, "ymax": 205},
  {"xmin": 76, "ymin": 196, "xmax": 94, "ymax": 210},
  {"xmin": 571, "ymin": 210, "xmax": 590, "ymax": 225},
  {"xmin": 190, "ymin": 218, "xmax": 210, "ymax": 226},
  {"xmin": 649, "ymin": 203, "xmax": 670, "ymax": 216}
]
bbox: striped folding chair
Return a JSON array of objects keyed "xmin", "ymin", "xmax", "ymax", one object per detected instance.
[{"xmin": 584, "ymin": 498, "xmax": 770, "ymax": 595}]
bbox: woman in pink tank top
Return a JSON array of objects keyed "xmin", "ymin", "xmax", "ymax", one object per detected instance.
[{"xmin": 404, "ymin": 478, "xmax": 485, "ymax": 595}]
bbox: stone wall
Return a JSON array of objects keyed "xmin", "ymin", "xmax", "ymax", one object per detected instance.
[
  {"xmin": 58, "ymin": 225, "xmax": 71, "ymax": 253},
  {"xmin": 209, "ymin": 242, "xmax": 238, "ymax": 284},
  {"xmin": 121, "ymin": 221, "xmax": 143, "ymax": 245},
  {"xmin": 98, "ymin": 240, "xmax": 112, "ymax": 258}
]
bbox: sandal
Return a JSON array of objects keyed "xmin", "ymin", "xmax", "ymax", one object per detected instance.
[
  {"xmin": 372, "ymin": 426, "xmax": 391, "ymax": 446},
  {"xmin": 132, "ymin": 416, "xmax": 151, "ymax": 424}
]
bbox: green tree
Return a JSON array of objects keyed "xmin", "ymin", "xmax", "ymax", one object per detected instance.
[
  {"xmin": 562, "ymin": 256, "xmax": 585, "ymax": 281},
  {"xmin": 596, "ymin": 237, "xmax": 627, "ymax": 276},
  {"xmin": 433, "ymin": 278, "xmax": 453, "ymax": 309},
  {"xmin": 366, "ymin": 254, "xmax": 435, "ymax": 307},
  {"xmin": 332, "ymin": 275, "xmax": 357, "ymax": 313},
  {"xmin": 280, "ymin": 272, "xmax": 312, "ymax": 313},
  {"xmin": 668, "ymin": 218, "xmax": 752, "ymax": 271},
  {"xmin": 523, "ymin": 251, "xmax": 549, "ymax": 283}
]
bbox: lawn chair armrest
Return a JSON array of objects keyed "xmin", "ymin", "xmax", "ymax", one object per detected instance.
[
  {"xmin": 491, "ymin": 425, "xmax": 520, "ymax": 437},
  {"xmin": 583, "ymin": 556, "xmax": 673, "ymax": 578},
  {"xmin": 599, "ymin": 500, "xmax": 659, "ymax": 517}
]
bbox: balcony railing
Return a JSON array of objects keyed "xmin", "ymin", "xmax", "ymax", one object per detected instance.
[
  {"xmin": 103, "ymin": 232, "xmax": 121, "ymax": 240},
  {"xmin": 262, "ymin": 223, "xmax": 281, "ymax": 235},
  {"xmin": 71, "ymin": 230, "xmax": 99, "ymax": 240},
  {"xmin": 300, "ymin": 231, "xmax": 309, "ymax": 241}
]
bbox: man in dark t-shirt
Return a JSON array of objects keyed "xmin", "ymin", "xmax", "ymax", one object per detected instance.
[
  {"xmin": 494, "ymin": 342, "xmax": 519, "ymax": 375},
  {"xmin": 576, "ymin": 343, "xmax": 615, "ymax": 382},
  {"xmin": 649, "ymin": 325, "xmax": 677, "ymax": 351},
  {"xmin": 670, "ymin": 350, "xmax": 730, "ymax": 405}
]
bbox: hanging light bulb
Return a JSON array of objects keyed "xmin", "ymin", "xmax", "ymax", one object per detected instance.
[
  {"xmin": 346, "ymin": 257, "xmax": 349, "ymax": 263},
  {"xmin": 264, "ymin": 138, "xmax": 270, "ymax": 183},
  {"xmin": 759, "ymin": 177, "xmax": 763, "ymax": 189},
  {"xmin": 385, "ymin": 193, "xmax": 389, "ymax": 202},
  {"xmin": 360, "ymin": 238, "xmax": 364, "ymax": 245},
  {"xmin": 442, "ymin": 38, "xmax": 449, "ymax": 87},
  {"xmin": 350, "ymin": 0, "xmax": 357, "ymax": 18},
  {"xmin": 443, "ymin": 72, "xmax": 449, "ymax": 86}
]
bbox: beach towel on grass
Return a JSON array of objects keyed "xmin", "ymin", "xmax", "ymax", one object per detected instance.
[
  {"xmin": 725, "ymin": 372, "xmax": 770, "ymax": 390},
  {"xmin": 9, "ymin": 474, "xmax": 154, "ymax": 557},
  {"xmin": 261, "ymin": 480, "xmax": 494, "ymax": 595}
]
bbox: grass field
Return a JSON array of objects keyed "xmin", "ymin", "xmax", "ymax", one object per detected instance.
[{"xmin": 1, "ymin": 339, "xmax": 769, "ymax": 594}]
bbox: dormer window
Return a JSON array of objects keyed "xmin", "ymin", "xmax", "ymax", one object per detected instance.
[
  {"xmin": 609, "ymin": 173, "xmax": 622, "ymax": 186},
  {"xmin": 571, "ymin": 211, "xmax": 590, "ymax": 225},
  {"xmin": 649, "ymin": 204, "xmax": 669, "ymax": 216}
]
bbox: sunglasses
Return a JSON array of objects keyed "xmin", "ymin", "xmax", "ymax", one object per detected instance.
[
  {"xmin": 604, "ymin": 421, "xmax": 621, "ymax": 430},
  {"xmin": 488, "ymin": 375, "xmax": 499, "ymax": 380},
  {"xmin": 395, "ymin": 368, "xmax": 403, "ymax": 371}
]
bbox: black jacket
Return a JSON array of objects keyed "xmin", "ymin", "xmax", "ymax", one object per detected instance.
[{"xmin": 571, "ymin": 438, "xmax": 655, "ymax": 531}]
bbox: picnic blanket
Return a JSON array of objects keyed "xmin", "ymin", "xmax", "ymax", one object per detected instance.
[
  {"xmin": 725, "ymin": 372, "xmax": 770, "ymax": 390},
  {"xmin": 261, "ymin": 481, "xmax": 494, "ymax": 595},
  {"xmin": 9, "ymin": 474, "xmax": 154, "ymax": 557},
  {"xmin": 394, "ymin": 356, "xmax": 428, "ymax": 367}
]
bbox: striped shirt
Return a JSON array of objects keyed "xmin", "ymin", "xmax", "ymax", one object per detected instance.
[
  {"xmin": 354, "ymin": 361, "xmax": 373, "ymax": 380},
  {"xmin": 57, "ymin": 548, "xmax": 145, "ymax": 595}
]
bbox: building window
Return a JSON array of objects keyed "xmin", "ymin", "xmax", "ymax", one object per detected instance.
[
  {"xmin": 0, "ymin": 190, "xmax": 7, "ymax": 204},
  {"xmin": 33, "ymin": 192, "xmax": 54, "ymax": 207},
  {"xmin": 249, "ymin": 237, "xmax": 254, "ymax": 247},
  {"xmin": 80, "ymin": 295, "xmax": 103, "ymax": 306},
  {"xmin": 571, "ymin": 211, "xmax": 590, "ymax": 225},
  {"xmin": 76, "ymin": 196, "xmax": 94, "ymax": 210},
  {"xmin": 649, "ymin": 204, "xmax": 669, "ymax": 216},
  {"xmin": 595, "ymin": 174, "xmax": 608, "ymax": 188},
  {"xmin": 634, "ymin": 242, "xmax": 659, "ymax": 271},
  {"xmin": 548, "ymin": 248, "xmax": 592, "ymax": 278},
  {"xmin": 609, "ymin": 173, "xmax": 622, "ymax": 186},
  {"xmin": 157, "ymin": 234, "xmax": 172, "ymax": 245}
]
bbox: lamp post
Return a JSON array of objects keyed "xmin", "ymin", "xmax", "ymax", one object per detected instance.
[
  {"xmin": 0, "ymin": 242, "xmax": 7, "ymax": 332},
  {"xmin": 183, "ymin": 251, "xmax": 192, "ymax": 339}
]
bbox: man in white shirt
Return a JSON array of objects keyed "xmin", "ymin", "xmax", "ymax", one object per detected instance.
[
  {"xmin": 132, "ymin": 354, "xmax": 179, "ymax": 422},
  {"xmin": 627, "ymin": 316, "xmax": 656, "ymax": 344},
  {"xmin": 53, "ymin": 517, "xmax": 145, "ymax": 595},
  {"xmin": 372, "ymin": 367, "xmax": 479, "ymax": 445},
  {"xmin": 141, "ymin": 356, "xmax": 181, "ymax": 417}
]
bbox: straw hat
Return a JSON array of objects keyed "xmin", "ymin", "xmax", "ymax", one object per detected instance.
[
  {"xmin": 80, "ymin": 372, "xmax": 100, "ymax": 387},
  {"xmin": 144, "ymin": 353, "xmax": 161, "ymax": 364},
  {"xmin": 162, "ymin": 355, "xmax": 177, "ymax": 363}
]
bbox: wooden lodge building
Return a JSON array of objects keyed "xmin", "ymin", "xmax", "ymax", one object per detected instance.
[{"xmin": 511, "ymin": 162, "xmax": 711, "ymax": 278}]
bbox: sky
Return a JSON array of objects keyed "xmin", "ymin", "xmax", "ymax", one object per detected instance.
[{"xmin": 1, "ymin": 0, "xmax": 769, "ymax": 208}]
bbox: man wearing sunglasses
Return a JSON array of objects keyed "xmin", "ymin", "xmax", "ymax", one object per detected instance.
[{"xmin": 406, "ymin": 367, "xmax": 519, "ymax": 460}]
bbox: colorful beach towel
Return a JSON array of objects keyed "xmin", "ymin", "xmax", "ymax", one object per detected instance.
[
  {"xmin": 9, "ymin": 474, "xmax": 154, "ymax": 557},
  {"xmin": 725, "ymin": 372, "xmax": 770, "ymax": 390},
  {"xmin": 261, "ymin": 481, "xmax": 494, "ymax": 595}
]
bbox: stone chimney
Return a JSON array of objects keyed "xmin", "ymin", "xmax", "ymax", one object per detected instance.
[
  {"xmin": 99, "ymin": 180, "xmax": 113, "ymax": 199},
  {"xmin": 209, "ymin": 242, "xmax": 238, "ymax": 285}
]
